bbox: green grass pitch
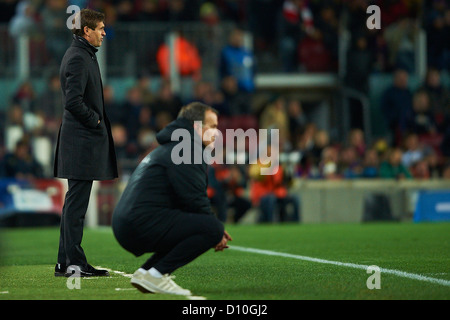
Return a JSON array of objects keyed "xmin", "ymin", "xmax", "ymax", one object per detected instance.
[{"xmin": 0, "ymin": 222, "xmax": 449, "ymax": 301}]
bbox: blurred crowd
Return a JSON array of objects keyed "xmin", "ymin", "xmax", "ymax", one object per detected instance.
[
  {"xmin": 1, "ymin": 0, "xmax": 449, "ymax": 73},
  {"xmin": 0, "ymin": 0, "xmax": 450, "ymax": 223}
]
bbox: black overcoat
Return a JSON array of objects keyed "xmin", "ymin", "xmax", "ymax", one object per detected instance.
[{"xmin": 54, "ymin": 35, "xmax": 118, "ymax": 180}]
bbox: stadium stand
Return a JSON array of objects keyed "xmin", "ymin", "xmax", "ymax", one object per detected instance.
[{"xmin": 0, "ymin": 0, "xmax": 449, "ymax": 226}]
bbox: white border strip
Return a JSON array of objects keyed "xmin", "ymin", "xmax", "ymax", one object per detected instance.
[{"xmin": 230, "ymin": 245, "xmax": 450, "ymax": 287}]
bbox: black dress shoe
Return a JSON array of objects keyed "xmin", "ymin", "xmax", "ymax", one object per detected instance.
[
  {"xmin": 55, "ymin": 263, "xmax": 66, "ymax": 277},
  {"xmin": 86, "ymin": 264, "xmax": 110, "ymax": 277},
  {"xmin": 64, "ymin": 264, "xmax": 110, "ymax": 277}
]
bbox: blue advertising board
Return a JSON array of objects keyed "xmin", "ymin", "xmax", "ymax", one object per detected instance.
[{"xmin": 413, "ymin": 190, "xmax": 450, "ymax": 222}]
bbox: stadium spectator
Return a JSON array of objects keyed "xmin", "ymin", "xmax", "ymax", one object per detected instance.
[
  {"xmin": 309, "ymin": 129, "xmax": 329, "ymax": 162},
  {"xmin": 225, "ymin": 164, "xmax": 252, "ymax": 223},
  {"xmin": 136, "ymin": 126, "xmax": 158, "ymax": 160},
  {"xmin": 8, "ymin": 0, "xmax": 35, "ymax": 38},
  {"xmin": 163, "ymin": 0, "xmax": 199, "ymax": 22},
  {"xmin": 426, "ymin": 151, "xmax": 444, "ymax": 178},
  {"xmin": 215, "ymin": 0, "xmax": 246, "ymax": 24},
  {"xmin": 150, "ymin": 79, "xmax": 183, "ymax": 119},
  {"xmin": 156, "ymin": 32, "xmax": 202, "ymax": 80},
  {"xmin": 110, "ymin": 123, "xmax": 137, "ymax": 177},
  {"xmin": 191, "ymin": 80, "xmax": 212, "ymax": 104},
  {"xmin": 338, "ymin": 146, "xmax": 363, "ymax": 179},
  {"xmin": 380, "ymin": 68, "xmax": 414, "ymax": 144},
  {"xmin": 259, "ymin": 96, "xmax": 290, "ymax": 151},
  {"xmin": 139, "ymin": 104, "xmax": 156, "ymax": 131},
  {"xmin": 249, "ymin": 145, "xmax": 300, "ymax": 222},
  {"xmin": 373, "ymin": 137, "xmax": 390, "ymax": 160},
  {"xmin": 286, "ymin": 98, "xmax": 307, "ymax": 147},
  {"xmin": 296, "ymin": 151, "xmax": 320, "ymax": 179},
  {"xmin": 199, "ymin": 1, "xmax": 220, "ymax": 26},
  {"xmin": 136, "ymin": 72, "xmax": 156, "ymax": 106},
  {"xmin": 371, "ymin": 30, "xmax": 390, "ymax": 73},
  {"xmin": 348, "ymin": 128, "xmax": 366, "ymax": 159},
  {"xmin": 313, "ymin": 5, "xmax": 339, "ymax": 71},
  {"xmin": 13, "ymin": 80, "xmax": 36, "ymax": 112},
  {"xmin": 295, "ymin": 123, "xmax": 321, "ymax": 178},
  {"xmin": 383, "ymin": 17, "xmax": 417, "ymax": 73},
  {"xmin": 207, "ymin": 163, "xmax": 227, "ymax": 221},
  {"xmin": 123, "ymin": 86, "xmax": 146, "ymax": 144},
  {"xmin": 246, "ymin": 0, "xmax": 281, "ymax": 55},
  {"xmin": 410, "ymin": 159, "xmax": 431, "ymax": 179},
  {"xmin": 220, "ymin": 75, "xmax": 251, "ymax": 116},
  {"xmin": 442, "ymin": 163, "xmax": 450, "ymax": 179},
  {"xmin": 345, "ymin": 33, "xmax": 373, "ymax": 94},
  {"xmin": 407, "ymin": 90, "xmax": 437, "ymax": 136},
  {"xmin": 103, "ymin": 84, "xmax": 125, "ymax": 125},
  {"xmin": 0, "ymin": 137, "xmax": 43, "ymax": 179},
  {"xmin": 379, "ymin": 147, "xmax": 412, "ymax": 179},
  {"xmin": 209, "ymin": 160, "xmax": 252, "ymax": 223},
  {"xmin": 5, "ymin": 103, "xmax": 25, "ymax": 145},
  {"xmin": 219, "ymin": 27, "xmax": 255, "ymax": 93},
  {"xmin": 136, "ymin": 0, "xmax": 162, "ymax": 22},
  {"xmin": 424, "ymin": 0, "xmax": 449, "ymax": 70},
  {"xmin": 35, "ymin": 73, "xmax": 63, "ymax": 134},
  {"xmin": 111, "ymin": 123, "xmax": 132, "ymax": 160},
  {"xmin": 295, "ymin": 122, "xmax": 316, "ymax": 154},
  {"xmin": 345, "ymin": 0, "xmax": 368, "ymax": 37},
  {"xmin": 40, "ymin": 0, "xmax": 72, "ymax": 64},
  {"xmin": 361, "ymin": 148, "xmax": 380, "ymax": 178},
  {"xmin": 188, "ymin": 80, "xmax": 225, "ymax": 115},
  {"xmin": 318, "ymin": 145, "xmax": 340, "ymax": 180},
  {"xmin": 115, "ymin": 0, "xmax": 136, "ymax": 22},
  {"xmin": 401, "ymin": 132, "xmax": 432, "ymax": 169},
  {"xmin": 153, "ymin": 110, "xmax": 172, "ymax": 132},
  {"xmin": 419, "ymin": 68, "xmax": 450, "ymax": 131},
  {"xmin": 345, "ymin": 33, "xmax": 374, "ymax": 129},
  {"xmin": 277, "ymin": 0, "xmax": 315, "ymax": 72}
]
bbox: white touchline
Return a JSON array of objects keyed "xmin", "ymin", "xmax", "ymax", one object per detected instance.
[
  {"xmin": 229, "ymin": 245, "xmax": 450, "ymax": 287},
  {"xmin": 96, "ymin": 266, "xmax": 207, "ymax": 299}
]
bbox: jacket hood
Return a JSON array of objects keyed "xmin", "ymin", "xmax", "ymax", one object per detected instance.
[{"xmin": 156, "ymin": 117, "xmax": 202, "ymax": 146}]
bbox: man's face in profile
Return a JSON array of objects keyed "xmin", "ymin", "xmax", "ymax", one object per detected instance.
[
  {"xmin": 84, "ymin": 21, "xmax": 106, "ymax": 47},
  {"xmin": 200, "ymin": 110, "xmax": 218, "ymax": 148}
]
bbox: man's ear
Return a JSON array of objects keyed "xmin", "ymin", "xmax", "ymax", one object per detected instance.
[{"xmin": 84, "ymin": 26, "xmax": 90, "ymax": 37}]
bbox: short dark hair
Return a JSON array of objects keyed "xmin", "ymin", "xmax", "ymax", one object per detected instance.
[
  {"xmin": 72, "ymin": 9, "xmax": 105, "ymax": 37},
  {"xmin": 177, "ymin": 102, "xmax": 218, "ymax": 125}
]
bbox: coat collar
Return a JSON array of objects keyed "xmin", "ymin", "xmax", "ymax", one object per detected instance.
[{"xmin": 72, "ymin": 34, "xmax": 98, "ymax": 56}]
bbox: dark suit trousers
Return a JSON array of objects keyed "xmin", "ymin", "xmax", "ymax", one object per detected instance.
[
  {"xmin": 139, "ymin": 213, "xmax": 224, "ymax": 274},
  {"xmin": 57, "ymin": 179, "xmax": 93, "ymax": 267}
]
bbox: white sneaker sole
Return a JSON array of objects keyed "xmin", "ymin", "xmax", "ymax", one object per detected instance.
[
  {"xmin": 130, "ymin": 278, "xmax": 156, "ymax": 294},
  {"xmin": 130, "ymin": 277, "xmax": 191, "ymax": 296}
]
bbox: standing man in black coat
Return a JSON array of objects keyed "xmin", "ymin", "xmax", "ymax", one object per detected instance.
[
  {"xmin": 54, "ymin": 9, "xmax": 118, "ymax": 277},
  {"xmin": 112, "ymin": 102, "xmax": 232, "ymax": 296}
]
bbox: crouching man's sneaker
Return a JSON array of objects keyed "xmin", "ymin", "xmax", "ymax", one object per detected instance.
[{"xmin": 130, "ymin": 269, "xmax": 191, "ymax": 296}]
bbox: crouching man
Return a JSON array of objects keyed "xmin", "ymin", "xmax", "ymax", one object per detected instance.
[{"xmin": 112, "ymin": 102, "xmax": 232, "ymax": 295}]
